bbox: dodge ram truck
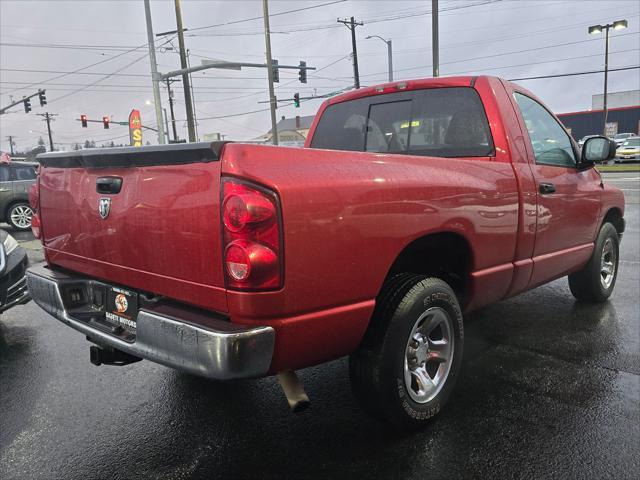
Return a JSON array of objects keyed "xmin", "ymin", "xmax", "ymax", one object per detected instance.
[{"xmin": 27, "ymin": 76, "xmax": 624, "ymax": 430}]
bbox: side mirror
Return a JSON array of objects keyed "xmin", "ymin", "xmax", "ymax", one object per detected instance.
[{"xmin": 581, "ymin": 136, "xmax": 616, "ymax": 165}]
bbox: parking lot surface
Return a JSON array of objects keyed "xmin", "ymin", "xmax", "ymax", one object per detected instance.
[{"xmin": 1, "ymin": 172, "xmax": 638, "ymax": 479}]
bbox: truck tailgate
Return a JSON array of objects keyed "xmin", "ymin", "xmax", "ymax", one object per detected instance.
[{"xmin": 37, "ymin": 143, "xmax": 228, "ymax": 312}]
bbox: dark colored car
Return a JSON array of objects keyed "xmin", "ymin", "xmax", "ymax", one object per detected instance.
[
  {"xmin": 0, "ymin": 161, "xmax": 38, "ymax": 231},
  {"xmin": 0, "ymin": 229, "xmax": 30, "ymax": 314}
]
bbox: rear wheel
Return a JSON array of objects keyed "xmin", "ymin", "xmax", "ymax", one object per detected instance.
[
  {"xmin": 569, "ymin": 222, "xmax": 619, "ymax": 303},
  {"xmin": 349, "ymin": 275, "xmax": 464, "ymax": 430},
  {"xmin": 8, "ymin": 202, "xmax": 33, "ymax": 231}
]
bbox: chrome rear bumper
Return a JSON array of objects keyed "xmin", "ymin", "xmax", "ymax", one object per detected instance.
[{"xmin": 26, "ymin": 265, "xmax": 275, "ymax": 380}]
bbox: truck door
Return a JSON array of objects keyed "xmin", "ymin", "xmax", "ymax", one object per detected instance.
[{"xmin": 512, "ymin": 92, "xmax": 601, "ymax": 287}]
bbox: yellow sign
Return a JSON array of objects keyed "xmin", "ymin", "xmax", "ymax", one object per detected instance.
[{"xmin": 129, "ymin": 109, "xmax": 143, "ymax": 147}]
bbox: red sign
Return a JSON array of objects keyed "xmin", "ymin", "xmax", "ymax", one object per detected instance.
[{"xmin": 129, "ymin": 109, "xmax": 142, "ymax": 147}]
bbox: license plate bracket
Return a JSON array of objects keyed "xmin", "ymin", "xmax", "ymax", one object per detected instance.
[{"xmin": 105, "ymin": 286, "xmax": 138, "ymax": 333}]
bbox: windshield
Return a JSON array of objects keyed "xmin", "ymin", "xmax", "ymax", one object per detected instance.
[
  {"xmin": 614, "ymin": 133, "xmax": 632, "ymax": 139},
  {"xmin": 622, "ymin": 138, "xmax": 640, "ymax": 147}
]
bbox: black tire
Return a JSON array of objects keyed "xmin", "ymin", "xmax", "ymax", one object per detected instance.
[
  {"xmin": 349, "ymin": 274, "xmax": 464, "ymax": 430},
  {"xmin": 568, "ymin": 222, "xmax": 619, "ymax": 303},
  {"xmin": 7, "ymin": 202, "xmax": 33, "ymax": 231}
]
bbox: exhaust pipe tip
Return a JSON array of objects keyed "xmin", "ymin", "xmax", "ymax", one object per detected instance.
[{"xmin": 277, "ymin": 370, "xmax": 310, "ymax": 413}]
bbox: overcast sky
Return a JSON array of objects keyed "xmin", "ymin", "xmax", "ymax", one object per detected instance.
[{"xmin": 1, "ymin": 0, "xmax": 639, "ymax": 152}]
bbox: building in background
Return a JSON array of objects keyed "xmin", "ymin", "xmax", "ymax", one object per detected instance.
[
  {"xmin": 592, "ymin": 90, "xmax": 640, "ymax": 109},
  {"xmin": 557, "ymin": 90, "xmax": 640, "ymax": 140},
  {"xmin": 255, "ymin": 115, "xmax": 315, "ymax": 146}
]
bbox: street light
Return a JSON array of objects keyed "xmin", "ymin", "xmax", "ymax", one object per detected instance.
[
  {"xmin": 366, "ymin": 35, "xmax": 393, "ymax": 82},
  {"xmin": 588, "ymin": 19, "xmax": 628, "ymax": 135}
]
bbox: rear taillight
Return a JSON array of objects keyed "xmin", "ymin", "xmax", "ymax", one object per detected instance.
[
  {"xmin": 31, "ymin": 212, "xmax": 41, "ymax": 239},
  {"xmin": 222, "ymin": 178, "xmax": 282, "ymax": 290},
  {"xmin": 28, "ymin": 181, "xmax": 42, "ymax": 239}
]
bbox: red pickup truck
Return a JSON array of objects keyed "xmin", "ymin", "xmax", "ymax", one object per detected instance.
[{"xmin": 27, "ymin": 76, "xmax": 624, "ymax": 430}]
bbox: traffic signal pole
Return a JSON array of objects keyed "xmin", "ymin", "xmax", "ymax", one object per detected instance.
[
  {"xmin": 263, "ymin": 0, "xmax": 279, "ymax": 145},
  {"xmin": 0, "ymin": 89, "xmax": 45, "ymax": 115},
  {"xmin": 143, "ymin": 0, "xmax": 166, "ymax": 145}
]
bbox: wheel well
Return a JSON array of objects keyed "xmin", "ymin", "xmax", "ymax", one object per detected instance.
[
  {"xmin": 602, "ymin": 207, "xmax": 624, "ymax": 235},
  {"xmin": 385, "ymin": 232, "xmax": 473, "ymax": 305}
]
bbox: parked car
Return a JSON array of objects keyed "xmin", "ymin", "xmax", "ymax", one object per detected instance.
[
  {"xmin": 0, "ymin": 161, "xmax": 38, "ymax": 231},
  {"xmin": 612, "ymin": 132, "xmax": 635, "ymax": 147},
  {"xmin": 578, "ymin": 134, "xmax": 598, "ymax": 147},
  {"xmin": 26, "ymin": 76, "xmax": 623, "ymax": 430},
  {"xmin": 615, "ymin": 137, "xmax": 640, "ymax": 162},
  {"xmin": 0, "ymin": 229, "xmax": 30, "ymax": 314}
]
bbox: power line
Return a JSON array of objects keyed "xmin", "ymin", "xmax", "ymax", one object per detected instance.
[
  {"xmin": 0, "ymin": 41, "xmax": 152, "ymax": 97},
  {"xmin": 350, "ymin": 31, "xmax": 639, "ymax": 79},
  {"xmin": 507, "ymin": 65, "xmax": 639, "ymax": 82},
  {"xmin": 187, "ymin": 0, "xmax": 501, "ymax": 37},
  {"xmin": 186, "ymin": 0, "xmax": 346, "ymax": 33},
  {"xmin": 46, "ymin": 53, "xmax": 150, "ymax": 105}
]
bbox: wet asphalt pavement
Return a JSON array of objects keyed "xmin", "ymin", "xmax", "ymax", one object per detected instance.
[{"xmin": 1, "ymin": 173, "xmax": 638, "ymax": 479}]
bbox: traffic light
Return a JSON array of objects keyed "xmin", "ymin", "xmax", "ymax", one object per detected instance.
[
  {"xmin": 23, "ymin": 98, "xmax": 31, "ymax": 113},
  {"xmin": 298, "ymin": 61, "xmax": 307, "ymax": 84},
  {"xmin": 293, "ymin": 93, "xmax": 300, "ymax": 108},
  {"xmin": 38, "ymin": 90, "xmax": 47, "ymax": 107},
  {"xmin": 272, "ymin": 59, "xmax": 279, "ymax": 83},
  {"xmin": 102, "ymin": 116, "xmax": 110, "ymax": 129},
  {"xmin": 80, "ymin": 114, "xmax": 88, "ymax": 128}
]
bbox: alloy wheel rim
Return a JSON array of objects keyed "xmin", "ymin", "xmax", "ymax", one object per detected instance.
[
  {"xmin": 11, "ymin": 205, "xmax": 33, "ymax": 229},
  {"xmin": 600, "ymin": 238, "xmax": 616, "ymax": 290},
  {"xmin": 403, "ymin": 306, "xmax": 454, "ymax": 404}
]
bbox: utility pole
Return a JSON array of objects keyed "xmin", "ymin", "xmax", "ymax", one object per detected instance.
[
  {"xmin": 37, "ymin": 112, "xmax": 58, "ymax": 151},
  {"xmin": 6, "ymin": 136, "xmax": 15, "ymax": 155},
  {"xmin": 166, "ymin": 79, "xmax": 179, "ymax": 142},
  {"xmin": 143, "ymin": 0, "xmax": 166, "ymax": 145},
  {"xmin": 338, "ymin": 17, "xmax": 363, "ymax": 89},
  {"xmin": 432, "ymin": 0, "xmax": 439, "ymax": 77},
  {"xmin": 263, "ymin": 0, "xmax": 278, "ymax": 145},
  {"xmin": 187, "ymin": 49, "xmax": 199, "ymax": 141},
  {"xmin": 174, "ymin": 0, "xmax": 196, "ymax": 142}
]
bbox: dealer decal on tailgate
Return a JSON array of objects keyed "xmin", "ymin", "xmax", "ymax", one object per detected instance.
[{"xmin": 105, "ymin": 286, "xmax": 138, "ymax": 331}]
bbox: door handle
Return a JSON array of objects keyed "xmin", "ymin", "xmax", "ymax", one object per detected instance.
[
  {"xmin": 539, "ymin": 182, "xmax": 556, "ymax": 194},
  {"xmin": 96, "ymin": 177, "xmax": 123, "ymax": 194}
]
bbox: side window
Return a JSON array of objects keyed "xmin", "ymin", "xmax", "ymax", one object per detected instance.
[
  {"xmin": 514, "ymin": 93, "xmax": 576, "ymax": 167},
  {"xmin": 11, "ymin": 165, "xmax": 37, "ymax": 181},
  {"xmin": 409, "ymin": 87, "xmax": 494, "ymax": 157},
  {"xmin": 0, "ymin": 165, "xmax": 9, "ymax": 182},
  {"xmin": 365, "ymin": 101, "xmax": 412, "ymax": 153}
]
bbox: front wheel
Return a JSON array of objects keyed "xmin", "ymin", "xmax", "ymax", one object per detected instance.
[
  {"xmin": 8, "ymin": 202, "xmax": 33, "ymax": 231},
  {"xmin": 569, "ymin": 222, "xmax": 619, "ymax": 303},
  {"xmin": 349, "ymin": 275, "xmax": 464, "ymax": 430}
]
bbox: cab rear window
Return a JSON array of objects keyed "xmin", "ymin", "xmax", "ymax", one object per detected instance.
[{"xmin": 310, "ymin": 87, "xmax": 494, "ymax": 158}]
